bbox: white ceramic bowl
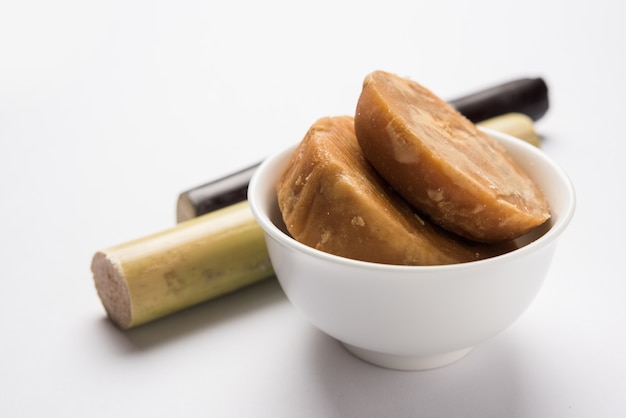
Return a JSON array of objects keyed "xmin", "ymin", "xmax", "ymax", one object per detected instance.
[{"xmin": 248, "ymin": 129, "xmax": 575, "ymax": 370}]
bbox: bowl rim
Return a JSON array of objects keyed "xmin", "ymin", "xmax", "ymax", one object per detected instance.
[{"xmin": 248, "ymin": 128, "xmax": 576, "ymax": 272}]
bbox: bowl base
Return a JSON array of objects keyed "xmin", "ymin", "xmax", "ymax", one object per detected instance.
[{"xmin": 341, "ymin": 343, "xmax": 473, "ymax": 371}]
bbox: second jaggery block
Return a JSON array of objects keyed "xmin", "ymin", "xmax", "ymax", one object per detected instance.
[
  {"xmin": 355, "ymin": 71, "xmax": 550, "ymax": 243},
  {"xmin": 276, "ymin": 116, "xmax": 513, "ymax": 266}
]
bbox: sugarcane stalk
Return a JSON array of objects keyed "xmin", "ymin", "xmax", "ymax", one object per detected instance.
[
  {"xmin": 448, "ymin": 77, "xmax": 549, "ymax": 122},
  {"xmin": 91, "ymin": 201, "xmax": 273, "ymax": 329}
]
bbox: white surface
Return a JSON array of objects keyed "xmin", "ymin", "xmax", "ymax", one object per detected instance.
[{"xmin": 0, "ymin": 1, "xmax": 624, "ymax": 417}]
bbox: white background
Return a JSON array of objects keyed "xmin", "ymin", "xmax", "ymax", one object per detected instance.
[{"xmin": 1, "ymin": 1, "xmax": 625, "ymax": 417}]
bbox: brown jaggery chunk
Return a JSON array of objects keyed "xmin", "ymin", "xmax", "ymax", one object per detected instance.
[
  {"xmin": 276, "ymin": 116, "xmax": 514, "ymax": 265},
  {"xmin": 354, "ymin": 71, "xmax": 550, "ymax": 243}
]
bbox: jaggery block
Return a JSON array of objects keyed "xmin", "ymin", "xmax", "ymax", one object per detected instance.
[
  {"xmin": 276, "ymin": 116, "xmax": 513, "ymax": 265},
  {"xmin": 354, "ymin": 71, "xmax": 550, "ymax": 242}
]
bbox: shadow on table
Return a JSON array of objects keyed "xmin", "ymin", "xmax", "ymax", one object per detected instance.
[
  {"xmin": 95, "ymin": 276, "xmax": 285, "ymax": 351},
  {"xmin": 305, "ymin": 328, "xmax": 526, "ymax": 418}
]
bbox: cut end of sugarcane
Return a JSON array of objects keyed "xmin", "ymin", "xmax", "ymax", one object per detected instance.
[
  {"xmin": 176, "ymin": 192, "xmax": 197, "ymax": 223},
  {"xmin": 91, "ymin": 251, "xmax": 133, "ymax": 330}
]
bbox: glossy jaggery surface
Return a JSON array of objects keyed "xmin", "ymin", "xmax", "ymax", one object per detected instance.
[
  {"xmin": 276, "ymin": 116, "xmax": 514, "ymax": 265},
  {"xmin": 354, "ymin": 71, "xmax": 550, "ymax": 243}
]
